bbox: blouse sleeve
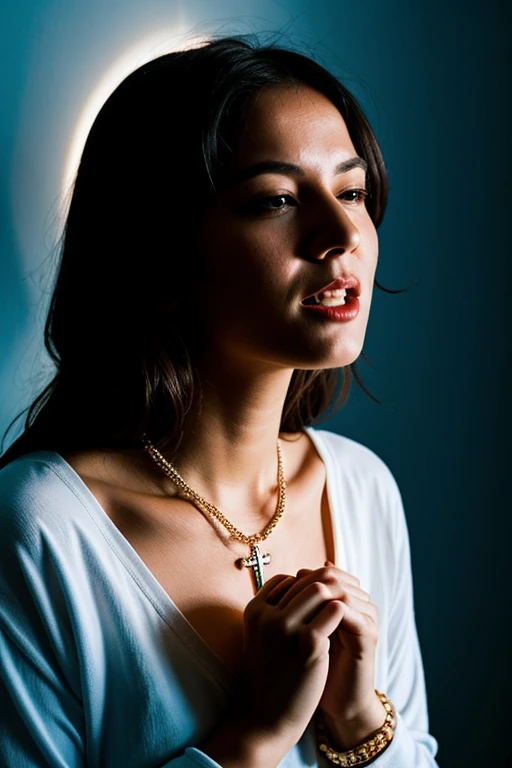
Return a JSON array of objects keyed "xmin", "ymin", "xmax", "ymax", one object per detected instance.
[
  {"xmin": 0, "ymin": 496, "xmax": 225, "ymax": 768},
  {"xmin": 368, "ymin": 476, "xmax": 440, "ymax": 766}
]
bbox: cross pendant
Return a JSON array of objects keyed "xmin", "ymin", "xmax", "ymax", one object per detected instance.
[{"xmin": 240, "ymin": 544, "xmax": 271, "ymax": 591}]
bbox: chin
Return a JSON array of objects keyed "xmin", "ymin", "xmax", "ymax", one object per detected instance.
[
  {"xmin": 292, "ymin": 348, "xmax": 363, "ymax": 372},
  {"xmin": 312, "ymin": 336, "xmax": 365, "ymax": 370},
  {"xmin": 318, "ymin": 354, "xmax": 362, "ymax": 371}
]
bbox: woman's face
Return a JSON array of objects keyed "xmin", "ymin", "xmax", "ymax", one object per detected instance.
[{"xmin": 193, "ymin": 84, "xmax": 379, "ymax": 372}]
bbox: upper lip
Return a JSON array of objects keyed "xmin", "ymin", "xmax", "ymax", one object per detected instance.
[{"xmin": 301, "ymin": 275, "xmax": 361, "ymax": 303}]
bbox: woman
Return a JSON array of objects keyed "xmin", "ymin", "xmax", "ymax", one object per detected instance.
[{"xmin": 0, "ymin": 36, "xmax": 439, "ymax": 767}]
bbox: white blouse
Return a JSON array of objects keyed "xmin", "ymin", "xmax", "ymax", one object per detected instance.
[{"xmin": 0, "ymin": 427, "xmax": 439, "ymax": 766}]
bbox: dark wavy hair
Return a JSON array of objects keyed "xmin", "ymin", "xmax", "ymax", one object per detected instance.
[{"xmin": 1, "ymin": 34, "xmax": 396, "ymax": 468}]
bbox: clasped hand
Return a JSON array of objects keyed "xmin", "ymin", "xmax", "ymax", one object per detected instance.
[
  {"xmin": 236, "ymin": 561, "xmax": 380, "ymax": 752},
  {"xmin": 294, "ymin": 560, "xmax": 380, "ymax": 723}
]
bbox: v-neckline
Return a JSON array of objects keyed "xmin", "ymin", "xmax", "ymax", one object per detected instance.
[{"xmin": 45, "ymin": 427, "xmax": 342, "ymax": 693}]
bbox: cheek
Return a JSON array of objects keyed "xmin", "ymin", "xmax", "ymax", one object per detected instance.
[
  {"xmin": 204, "ymin": 227, "xmax": 289, "ymax": 294},
  {"xmin": 198, "ymin": 236, "xmax": 245, "ymax": 292}
]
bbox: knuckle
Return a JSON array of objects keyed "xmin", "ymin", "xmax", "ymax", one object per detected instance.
[
  {"xmin": 309, "ymin": 580, "xmax": 332, "ymax": 600},
  {"xmin": 281, "ymin": 614, "xmax": 297, "ymax": 636},
  {"xmin": 319, "ymin": 566, "xmax": 338, "ymax": 584},
  {"xmin": 365, "ymin": 617, "xmax": 379, "ymax": 638}
]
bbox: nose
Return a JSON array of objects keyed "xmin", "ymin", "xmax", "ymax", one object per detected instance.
[{"xmin": 307, "ymin": 196, "xmax": 361, "ymax": 260}]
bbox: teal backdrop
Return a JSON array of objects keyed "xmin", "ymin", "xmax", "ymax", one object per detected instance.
[{"xmin": 1, "ymin": 1, "xmax": 510, "ymax": 766}]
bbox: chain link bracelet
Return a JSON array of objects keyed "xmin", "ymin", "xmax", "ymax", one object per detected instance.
[{"xmin": 315, "ymin": 690, "xmax": 397, "ymax": 766}]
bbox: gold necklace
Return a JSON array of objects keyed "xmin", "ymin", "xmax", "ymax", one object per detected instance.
[{"xmin": 142, "ymin": 434, "xmax": 286, "ymax": 591}]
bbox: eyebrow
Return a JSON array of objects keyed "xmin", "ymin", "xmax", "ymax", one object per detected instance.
[{"xmin": 228, "ymin": 157, "xmax": 368, "ymax": 185}]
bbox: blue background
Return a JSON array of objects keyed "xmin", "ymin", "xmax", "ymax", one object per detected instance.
[{"xmin": 1, "ymin": 1, "xmax": 510, "ymax": 766}]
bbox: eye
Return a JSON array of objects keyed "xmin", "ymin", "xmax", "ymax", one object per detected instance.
[
  {"xmin": 339, "ymin": 188, "xmax": 369, "ymax": 204},
  {"xmin": 252, "ymin": 194, "xmax": 297, "ymax": 213}
]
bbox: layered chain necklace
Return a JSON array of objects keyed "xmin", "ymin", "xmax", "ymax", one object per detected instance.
[{"xmin": 142, "ymin": 434, "xmax": 286, "ymax": 591}]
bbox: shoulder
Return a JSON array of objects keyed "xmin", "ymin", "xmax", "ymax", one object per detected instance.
[
  {"xmin": 306, "ymin": 427, "xmax": 402, "ymax": 498},
  {"xmin": 306, "ymin": 427, "xmax": 407, "ymax": 538},
  {"xmin": 0, "ymin": 450, "xmax": 116, "ymax": 639},
  {"xmin": 0, "ymin": 451, "xmax": 96, "ymax": 552},
  {"xmin": 0, "ymin": 450, "xmax": 90, "ymax": 510}
]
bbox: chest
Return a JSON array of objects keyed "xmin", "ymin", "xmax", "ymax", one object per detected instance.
[{"xmin": 88, "ymin": 461, "xmax": 334, "ymax": 676}]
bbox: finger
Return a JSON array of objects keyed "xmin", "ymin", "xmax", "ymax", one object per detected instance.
[
  {"xmin": 254, "ymin": 572, "xmax": 294, "ymax": 601},
  {"xmin": 278, "ymin": 573, "xmax": 333, "ymax": 611},
  {"xmin": 335, "ymin": 583, "xmax": 372, "ymax": 603},
  {"xmin": 282, "ymin": 581, "xmax": 377, "ymax": 629},
  {"xmin": 280, "ymin": 568, "xmax": 367, "ymax": 611},
  {"xmin": 308, "ymin": 578, "xmax": 372, "ymax": 603},
  {"xmin": 306, "ymin": 599, "xmax": 346, "ymax": 638},
  {"xmin": 331, "ymin": 600, "xmax": 379, "ymax": 639},
  {"xmin": 296, "ymin": 564, "xmax": 361, "ymax": 588},
  {"xmin": 281, "ymin": 580, "xmax": 342, "ymax": 629},
  {"xmin": 334, "ymin": 594, "xmax": 379, "ymax": 627},
  {"xmin": 265, "ymin": 575, "xmax": 297, "ymax": 605},
  {"xmin": 278, "ymin": 574, "xmax": 378, "ymax": 632}
]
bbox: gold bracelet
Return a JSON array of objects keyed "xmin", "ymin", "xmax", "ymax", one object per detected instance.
[{"xmin": 315, "ymin": 690, "xmax": 396, "ymax": 766}]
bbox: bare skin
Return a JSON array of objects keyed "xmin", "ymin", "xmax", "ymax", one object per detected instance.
[
  {"xmin": 63, "ymin": 430, "xmax": 334, "ymax": 676},
  {"xmin": 63, "ymin": 83, "xmax": 385, "ymax": 766}
]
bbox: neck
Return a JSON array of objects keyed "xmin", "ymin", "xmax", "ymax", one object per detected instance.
[{"xmin": 148, "ymin": 351, "xmax": 301, "ymax": 526}]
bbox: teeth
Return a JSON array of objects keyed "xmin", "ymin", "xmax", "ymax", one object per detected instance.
[
  {"xmin": 314, "ymin": 288, "xmax": 347, "ymax": 306},
  {"xmin": 318, "ymin": 296, "xmax": 346, "ymax": 307},
  {"xmin": 317, "ymin": 288, "xmax": 347, "ymax": 299}
]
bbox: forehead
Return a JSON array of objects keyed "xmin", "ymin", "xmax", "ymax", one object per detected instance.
[{"xmin": 231, "ymin": 84, "xmax": 358, "ymax": 171}]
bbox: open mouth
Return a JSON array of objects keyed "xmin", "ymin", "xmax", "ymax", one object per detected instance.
[{"xmin": 302, "ymin": 287, "xmax": 358, "ymax": 306}]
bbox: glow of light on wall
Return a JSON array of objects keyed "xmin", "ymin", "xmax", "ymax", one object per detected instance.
[{"xmin": 62, "ymin": 26, "xmax": 208, "ymax": 201}]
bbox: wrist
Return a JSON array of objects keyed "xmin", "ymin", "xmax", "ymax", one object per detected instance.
[
  {"xmin": 319, "ymin": 691, "xmax": 387, "ymax": 751},
  {"xmin": 202, "ymin": 711, "xmax": 285, "ymax": 768}
]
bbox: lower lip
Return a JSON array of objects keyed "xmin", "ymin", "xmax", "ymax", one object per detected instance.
[{"xmin": 300, "ymin": 295, "xmax": 360, "ymax": 322}]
